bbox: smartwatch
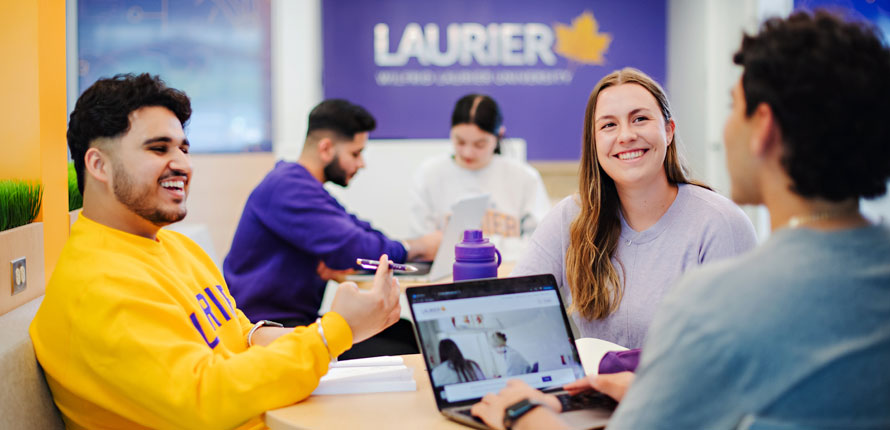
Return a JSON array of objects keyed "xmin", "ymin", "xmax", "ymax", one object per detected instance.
[{"xmin": 503, "ymin": 398, "xmax": 543, "ymax": 430}]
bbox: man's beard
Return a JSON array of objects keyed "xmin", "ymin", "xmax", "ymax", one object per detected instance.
[
  {"xmin": 112, "ymin": 159, "xmax": 187, "ymax": 226},
  {"xmin": 323, "ymin": 155, "xmax": 350, "ymax": 187}
]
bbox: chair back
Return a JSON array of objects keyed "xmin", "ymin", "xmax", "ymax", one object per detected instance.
[{"xmin": 0, "ymin": 296, "xmax": 65, "ymax": 430}]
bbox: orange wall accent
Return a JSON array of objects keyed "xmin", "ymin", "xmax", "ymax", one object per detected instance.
[
  {"xmin": 0, "ymin": 0, "xmax": 67, "ymax": 291},
  {"xmin": 0, "ymin": 2, "xmax": 40, "ymax": 181},
  {"xmin": 37, "ymin": 0, "xmax": 68, "ymax": 283}
]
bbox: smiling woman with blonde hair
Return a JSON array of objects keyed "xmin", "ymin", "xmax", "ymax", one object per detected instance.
[{"xmin": 513, "ymin": 67, "xmax": 757, "ymax": 348}]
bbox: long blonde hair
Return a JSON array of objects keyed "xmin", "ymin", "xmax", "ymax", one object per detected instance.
[{"xmin": 566, "ymin": 67, "xmax": 707, "ymax": 320}]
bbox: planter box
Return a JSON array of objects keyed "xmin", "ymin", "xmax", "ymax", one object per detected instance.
[{"xmin": 0, "ymin": 222, "xmax": 45, "ymax": 316}]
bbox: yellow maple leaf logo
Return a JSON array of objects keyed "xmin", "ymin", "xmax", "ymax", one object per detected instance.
[{"xmin": 554, "ymin": 11, "xmax": 612, "ymax": 65}]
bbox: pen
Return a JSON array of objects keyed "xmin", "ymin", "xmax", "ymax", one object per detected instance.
[{"xmin": 356, "ymin": 258, "xmax": 419, "ymax": 272}]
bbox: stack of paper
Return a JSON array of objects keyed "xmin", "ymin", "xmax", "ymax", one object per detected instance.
[{"xmin": 312, "ymin": 356, "xmax": 417, "ymax": 395}]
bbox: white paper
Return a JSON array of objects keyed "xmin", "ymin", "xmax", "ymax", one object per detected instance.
[
  {"xmin": 312, "ymin": 379, "xmax": 417, "ymax": 395},
  {"xmin": 574, "ymin": 337, "xmax": 629, "ymax": 376},
  {"xmin": 320, "ymin": 365, "xmax": 412, "ymax": 383},
  {"xmin": 312, "ymin": 362, "xmax": 417, "ymax": 395},
  {"xmin": 328, "ymin": 355, "xmax": 405, "ymax": 368}
]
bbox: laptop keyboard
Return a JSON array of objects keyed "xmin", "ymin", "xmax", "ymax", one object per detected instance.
[
  {"xmin": 455, "ymin": 408, "xmax": 485, "ymax": 423},
  {"xmin": 451, "ymin": 391, "xmax": 616, "ymax": 424},
  {"xmin": 557, "ymin": 391, "xmax": 618, "ymax": 411}
]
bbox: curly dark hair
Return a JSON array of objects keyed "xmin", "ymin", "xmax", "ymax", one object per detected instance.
[
  {"xmin": 67, "ymin": 73, "xmax": 192, "ymax": 194},
  {"xmin": 733, "ymin": 11, "xmax": 890, "ymax": 201},
  {"xmin": 306, "ymin": 99, "xmax": 376, "ymax": 140}
]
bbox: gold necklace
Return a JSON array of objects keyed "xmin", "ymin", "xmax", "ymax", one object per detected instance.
[{"xmin": 787, "ymin": 209, "xmax": 858, "ymax": 228}]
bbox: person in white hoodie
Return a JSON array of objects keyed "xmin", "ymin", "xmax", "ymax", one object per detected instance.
[{"xmin": 408, "ymin": 94, "xmax": 550, "ymax": 241}]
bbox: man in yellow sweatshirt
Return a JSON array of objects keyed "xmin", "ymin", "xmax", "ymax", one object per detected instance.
[{"xmin": 30, "ymin": 73, "xmax": 402, "ymax": 429}]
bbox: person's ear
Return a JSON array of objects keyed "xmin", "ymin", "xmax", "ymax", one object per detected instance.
[
  {"xmin": 317, "ymin": 137, "xmax": 335, "ymax": 163},
  {"xmin": 664, "ymin": 119, "xmax": 676, "ymax": 147},
  {"xmin": 497, "ymin": 125, "xmax": 506, "ymax": 139},
  {"xmin": 84, "ymin": 146, "xmax": 111, "ymax": 186},
  {"xmin": 750, "ymin": 103, "xmax": 781, "ymax": 158}
]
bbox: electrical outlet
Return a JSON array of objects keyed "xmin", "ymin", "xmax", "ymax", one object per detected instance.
[{"xmin": 11, "ymin": 257, "xmax": 26, "ymax": 295}]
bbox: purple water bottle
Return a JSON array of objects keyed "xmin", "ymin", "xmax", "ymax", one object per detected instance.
[{"xmin": 453, "ymin": 230, "xmax": 502, "ymax": 281}]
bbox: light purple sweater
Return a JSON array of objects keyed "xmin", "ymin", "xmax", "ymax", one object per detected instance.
[{"xmin": 512, "ymin": 184, "xmax": 757, "ymax": 348}]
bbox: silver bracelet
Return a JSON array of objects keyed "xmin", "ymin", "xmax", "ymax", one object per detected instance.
[
  {"xmin": 316, "ymin": 317, "xmax": 336, "ymax": 362},
  {"xmin": 247, "ymin": 320, "xmax": 283, "ymax": 347}
]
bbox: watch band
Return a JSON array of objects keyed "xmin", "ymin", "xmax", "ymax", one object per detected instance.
[
  {"xmin": 247, "ymin": 319, "xmax": 283, "ymax": 347},
  {"xmin": 503, "ymin": 398, "xmax": 543, "ymax": 430}
]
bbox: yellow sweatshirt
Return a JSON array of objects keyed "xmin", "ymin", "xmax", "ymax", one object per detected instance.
[{"xmin": 30, "ymin": 215, "xmax": 352, "ymax": 429}]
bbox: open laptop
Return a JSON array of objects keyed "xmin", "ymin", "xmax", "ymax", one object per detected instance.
[
  {"xmin": 347, "ymin": 194, "xmax": 489, "ymax": 282},
  {"xmin": 406, "ymin": 275, "xmax": 616, "ymax": 430}
]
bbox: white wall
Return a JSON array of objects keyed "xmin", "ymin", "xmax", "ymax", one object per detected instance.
[
  {"xmin": 665, "ymin": 0, "xmax": 890, "ymax": 232},
  {"xmin": 272, "ymin": 0, "xmax": 323, "ymax": 161},
  {"xmin": 667, "ymin": 0, "xmax": 793, "ymax": 239}
]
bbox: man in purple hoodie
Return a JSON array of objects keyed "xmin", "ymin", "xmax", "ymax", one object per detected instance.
[{"xmin": 224, "ymin": 100, "xmax": 440, "ymax": 337}]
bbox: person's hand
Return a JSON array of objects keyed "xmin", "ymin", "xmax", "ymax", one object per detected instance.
[
  {"xmin": 405, "ymin": 230, "xmax": 443, "ymax": 261},
  {"xmin": 564, "ymin": 371, "xmax": 635, "ymax": 402},
  {"xmin": 316, "ymin": 260, "xmax": 355, "ymax": 282},
  {"xmin": 470, "ymin": 379, "xmax": 562, "ymax": 430},
  {"xmin": 329, "ymin": 254, "xmax": 401, "ymax": 343}
]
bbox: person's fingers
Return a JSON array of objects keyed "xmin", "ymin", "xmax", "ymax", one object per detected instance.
[
  {"xmin": 472, "ymin": 394, "xmax": 506, "ymax": 430},
  {"xmin": 470, "ymin": 402, "xmax": 495, "ymax": 427},
  {"xmin": 590, "ymin": 372, "xmax": 634, "ymax": 402},
  {"xmin": 564, "ymin": 376, "xmax": 594, "ymax": 395},
  {"xmin": 376, "ymin": 254, "xmax": 390, "ymax": 275},
  {"xmin": 563, "ymin": 376, "xmax": 593, "ymax": 389},
  {"xmin": 338, "ymin": 281, "xmax": 360, "ymax": 293},
  {"xmin": 371, "ymin": 254, "xmax": 393, "ymax": 293},
  {"xmin": 565, "ymin": 386, "xmax": 584, "ymax": 395},
  {"xmin": 541, "ymin": 393, "xmax": 563, "ymax": 412},
  {"xmin": 391, "ymin": 277, "xmax": 401, "ymax": 299},
  {"xmin": 387, "ymin": 280, "xmax": 400, "ymax": 309},
  {"xmin": 590, "ymin": 375, "xmax": 616, "ymax": 399},
  {"xmin": 386, "ymin": 306, "xmax": 401, "ymax": 326},
  {"xmin": 505, "ymin": 379, "xmax": 527, "ymax": 388},
  {"xmin": 501, "ymin": 380, "xmax": 560, "ymax": 411}
]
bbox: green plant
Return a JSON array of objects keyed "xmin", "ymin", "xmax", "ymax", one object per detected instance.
[
  {"xmin": 0, "ymin": 180, "xmax": 43, "ymax": 232},
  {"xmin": 68, "ymin": 161, "xmax": 83, "ymax": 211}
]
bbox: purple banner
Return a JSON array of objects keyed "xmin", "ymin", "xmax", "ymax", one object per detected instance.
[{"xmin": 322, "ymin": 0, "xmax": 666, "ymax": 161}]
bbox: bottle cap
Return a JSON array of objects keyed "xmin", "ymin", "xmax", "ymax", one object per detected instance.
[{"xmin": 455, "ymin": 229, "xmax": 497, "ymax": 262}]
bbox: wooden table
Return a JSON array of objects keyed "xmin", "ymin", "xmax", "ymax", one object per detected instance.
[
  {"xmin": 264, "ymin": 354, "xmax": 467, "ymax": 430},
  {"xmin": 269, "ymin": 262, "xmax": 524, "ymax": 428}
]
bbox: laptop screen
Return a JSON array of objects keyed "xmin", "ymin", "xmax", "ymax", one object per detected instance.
[{"xmin": 407, "ymin": 275, "xmax": 585, "ymax": 408}]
